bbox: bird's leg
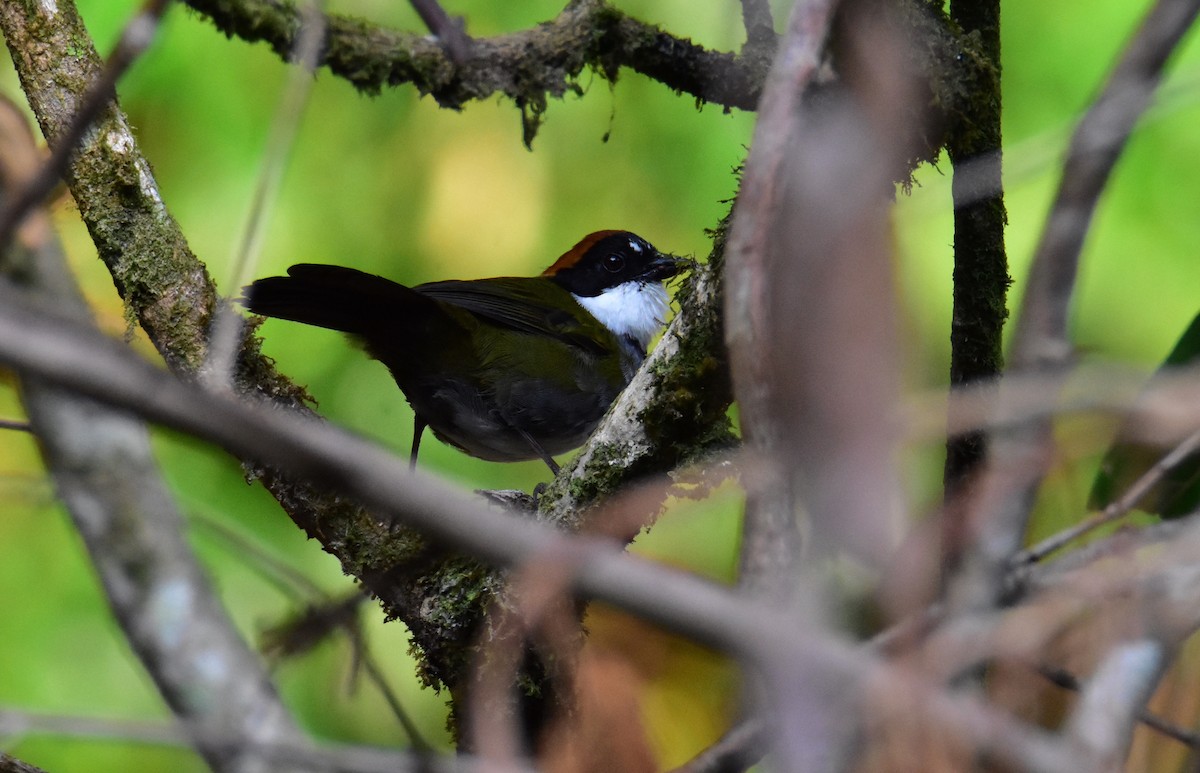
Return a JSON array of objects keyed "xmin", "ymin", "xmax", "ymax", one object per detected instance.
[
  {"xmin": 410, "ymin": 415, "xmax": 427, "ymax": 470},
  {"xmin": 515, "ymin": 427, "xmax": 560, "ymax": 475}
]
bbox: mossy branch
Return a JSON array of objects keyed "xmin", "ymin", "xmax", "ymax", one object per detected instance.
[{"xmin": 183, "ymin": 0, "xmax": 981, "ymax": 149}]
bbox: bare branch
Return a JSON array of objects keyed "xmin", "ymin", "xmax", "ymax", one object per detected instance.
[
  {"xmin": 0, "ymin": 417, "xmax": 30, "ymax": 432},
  {"xmin": 726, "ymin": 1, "xmax": 923, "ymax": 597},
  {"xmin": 1012, "ymin": 0, "xmax": 1200, "ymax": 373},
  {"xmin": 1037, "ymin": 664, "xmax": 1200, "ymax": 749}
]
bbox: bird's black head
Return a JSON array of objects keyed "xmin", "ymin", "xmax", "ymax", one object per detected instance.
[{"xmin": 542, "ymin": 230, "xmax": 683, "ymax": 297}]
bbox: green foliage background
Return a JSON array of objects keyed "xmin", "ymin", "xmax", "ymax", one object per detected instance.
[{"xmin": 0, "ymin": 0, "xmax": 1197, "ymax": 770}]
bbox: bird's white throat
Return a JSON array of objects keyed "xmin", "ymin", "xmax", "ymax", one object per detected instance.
[{"xmin": 573, "ymin": 282, "xmax": 670, "ymax": 350}]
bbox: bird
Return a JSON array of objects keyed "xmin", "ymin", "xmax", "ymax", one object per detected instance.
[{"xmin": 241, "ymin": 230, "xmax": 683, "ymax": 474}]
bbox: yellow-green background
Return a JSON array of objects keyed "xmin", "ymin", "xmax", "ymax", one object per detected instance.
[{"xmin": 0, "ymin": 0, "xmax": 1197, "ymax": 770}]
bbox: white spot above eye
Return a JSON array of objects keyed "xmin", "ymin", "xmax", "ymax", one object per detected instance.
[
  {"xmin": 574, "ymin": 282, "xmax": 669, "ymax": 349},
  {"xmin": 628, "ymin": 239, "xmax": 643, "ymax": 254}
]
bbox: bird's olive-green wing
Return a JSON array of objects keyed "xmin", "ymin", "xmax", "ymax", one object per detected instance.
[{"xmin": 415, "ymin": 278, "xmax": 612, "ymax": 356}]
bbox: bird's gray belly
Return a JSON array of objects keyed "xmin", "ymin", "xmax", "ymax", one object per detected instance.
[{"xmin": 416, "ymin": 378, "xmax": 620, "ymax": 462}]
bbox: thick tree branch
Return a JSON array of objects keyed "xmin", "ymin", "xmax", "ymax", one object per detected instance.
[
  {"xmin": 942, "ymin": 0, "xmax": 1010, "ymax": 495},
  {"xmin": 0, "ymin": 0, "xmax": 168, "ymax": 252},
  {"xmin": 181, "ymin": 0, "xmax": 973, "ymax": 150},
  {"xmin": 183, "ymin": 0, "xmax": 766, "ymax": 138}
]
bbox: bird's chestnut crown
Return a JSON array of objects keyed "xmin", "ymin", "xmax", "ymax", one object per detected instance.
[{"xmin": 543, "ymin": 230, "xmax": 680, "ymax": 297}]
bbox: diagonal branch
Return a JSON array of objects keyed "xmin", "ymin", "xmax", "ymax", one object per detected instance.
[
  {"xmin": 1012, "ymin": 0, "xmax": 1200, "ymax": 373},
  {"xmin": 0, "ymin": 99, "xmax": 321, "ymax": 773},
  {"xmin": 0, "ymin": 0, "xmax": 169, "ymax": 252}
]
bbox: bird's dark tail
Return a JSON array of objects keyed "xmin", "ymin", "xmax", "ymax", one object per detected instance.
[{"xmin": 242, "ymin": 263, "xmax": 435, "ymax": 336}]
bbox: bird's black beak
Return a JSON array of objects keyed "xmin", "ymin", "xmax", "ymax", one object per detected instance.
[{"xmin": 644, "ymin": 252, "xmax": 689, "ymax": 282}]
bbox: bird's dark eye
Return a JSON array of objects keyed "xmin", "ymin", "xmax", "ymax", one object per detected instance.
[{"xmin": 604, "ymin": 254, "xmax": 625, "ymax": 272}]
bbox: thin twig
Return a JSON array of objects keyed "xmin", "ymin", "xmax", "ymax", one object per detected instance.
[
  {"xmin": 0, "ymin": 707, "xmax": 460, "ymax": 773},
  {"xmin": 192, "ymin": 514, "xmax": 431, "ymax": 751},
  {"xmin": 205, "ymin": 0, "xmax": 325, "ymax": 389},
  {"xmin": 190, "ymin": 513, "xmax": 322, "ymax": 603},
  {"xmin": 356, "ymin": 645, "xmax": 434, "ymax": 755},
  {"xmin": 668, "ymin": 716, "xmax": 766, "ymax": 773},
  {"xmin": 1015, "ymin": 428, "xmax": 1200, "ymax": 566},
  {"xmin": 408, "ymin": 0, "xmax": 471, "ymax": 63},
  {"xmin": 1038, "ymin": 664, "xmax": 1200, "ymax": 749},
  {"xmin": 0, "ymin": 418, "xmax": 30, "ymax": 432},
  {"xmin": 0, "ymin": 0, "xmax": 169, "ymax": 252}
]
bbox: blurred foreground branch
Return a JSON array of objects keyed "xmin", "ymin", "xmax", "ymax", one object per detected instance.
[
  {"xmin": 0, "ymin": 272, "xmax": 1166, "ymax": 772},
  {"xmin": 0, "ymin": 97, "xmax": 320, "ymax": 773}
]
